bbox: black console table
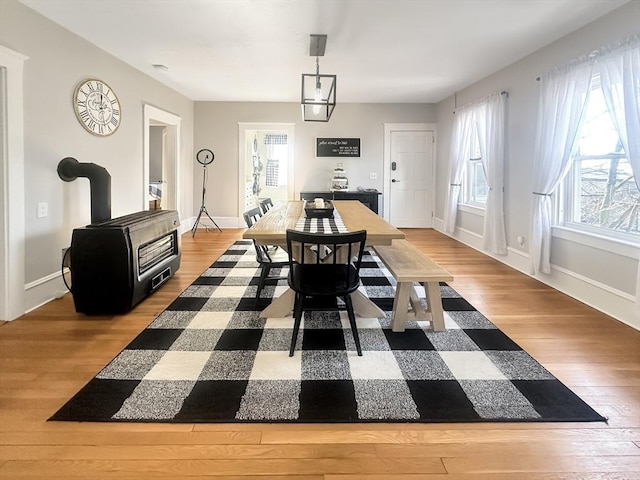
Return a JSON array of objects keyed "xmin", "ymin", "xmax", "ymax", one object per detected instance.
[{"xmin": 300, "ymin": 190, "xmax": 382, "ymax": 214}]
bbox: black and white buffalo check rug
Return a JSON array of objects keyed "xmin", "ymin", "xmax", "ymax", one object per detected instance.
[{"xmin": 50, "ymin": 241, "xmax": 605, "ymax": 424}]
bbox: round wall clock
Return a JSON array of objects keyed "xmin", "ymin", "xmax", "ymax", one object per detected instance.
[
  {"xmin": 73, "ymin": 78, "xmax": 121, "ymax": 136},
  {"xmin": 196, "ymin": 148, "xmax": 214, "ymax": 165}
]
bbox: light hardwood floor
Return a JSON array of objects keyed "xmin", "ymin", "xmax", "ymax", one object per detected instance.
[{"xmin": 1, "ymin": 228, "xmax": 638, "ymax": 479}]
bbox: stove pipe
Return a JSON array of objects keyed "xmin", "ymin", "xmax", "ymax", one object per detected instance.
[{"xmin": 57, "ymin": 157, "xmax": 111, "ymax": 224}]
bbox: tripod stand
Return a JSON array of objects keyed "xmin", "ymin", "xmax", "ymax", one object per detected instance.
[{"xmin": 192, "ymin": 163, "xmax": 221, "ymax": 237}]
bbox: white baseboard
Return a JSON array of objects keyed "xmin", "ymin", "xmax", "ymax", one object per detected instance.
[
  {"xmin": 187, "ymin": 216, "xmax": 244, "ymax": 230},
  {"xmin": 179, "ymin": 217, "xmax": 194, "ymax": 235},
  {"xmin": 24, "ymin": 270, "xmax": 68, "ymax": 314},
  {"xmin": 432, "ymin": 217, "xmax": 638, "ymax": 330}
]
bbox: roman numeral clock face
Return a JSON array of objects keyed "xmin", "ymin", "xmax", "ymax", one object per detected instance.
[{"xmin": 73, "ymin": 79, "xmax": 121, "ymax": 136}]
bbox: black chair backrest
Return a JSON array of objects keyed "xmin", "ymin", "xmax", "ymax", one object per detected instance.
[
  {"xmin": 260, "ymin": 198, "xmax": 274, "ymax": 214},
  {"xmin": 285, "ymin": 229, "xmax": 367, "ymax": 269},
  {"xmin": 243, "ymin": 206, "xmax": 262, "ymax": 229},
  {"xmin": 243, "ymin": 207, "xmax": 272, "ymax": 262}
]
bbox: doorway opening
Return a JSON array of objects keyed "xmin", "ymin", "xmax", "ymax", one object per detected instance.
[
  {"xmin": 143, "ymin": 105, "xmax": 181, "ymax": 214},
  {"xmin": 1, "ymin": 46, "xmax": 28, "ymax": 321},
  {"xmin": 148, "ymin": 125, "xmax": 167, "ymax": 210},
  {"xmin": 238, "ymin": 123, "xmax": 295, "ymax": 216}
]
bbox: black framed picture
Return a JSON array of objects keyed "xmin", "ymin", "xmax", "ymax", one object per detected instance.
[{"xmin": 316, "ymin": 138, "xmax": 360, "ymax": 157}]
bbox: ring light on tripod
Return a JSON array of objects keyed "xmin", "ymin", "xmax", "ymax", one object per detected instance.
[
  {"xmin": 196, "ymin": 148, "xmax": 214, "ymax": 165},
  {"xmin": 192, "ymin": 148, "xmax": 221, "ymax": 236}
]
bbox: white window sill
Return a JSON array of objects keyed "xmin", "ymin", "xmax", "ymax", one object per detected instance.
[
  {"xmin": 552, "ymin": 225, "xmax": 639, "ymax": 260},
  {"xmin": 458, "ymin": 204, "xmax": 485, "ymax": 216}
]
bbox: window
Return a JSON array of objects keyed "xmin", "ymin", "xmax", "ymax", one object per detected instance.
[
  {"xmin": 267, "ymin": 143, "xmax": 289, "ymax": 187},
  {"xmin": 445, "ymin": 91, "xmax": 506, "ymax": 253},
  {"xmin": 561, "ymin": 77, "xmax": 639, "ymax": 240},
  {"xmin": 264, "ymin": 136, "xmax": 289, "ymax": 187},
  {"xmin": 463, "ymin": 123, "xmax": 488, "ymax": 207}
]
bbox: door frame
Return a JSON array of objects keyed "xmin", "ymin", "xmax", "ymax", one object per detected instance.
[
  {"xmin": 0, "ymin": 46, "xmax": 28, "ymax": 321},
  {"xmin": 143, "ymin": 104, "xmax": 181, "ymax": 215},
  {"xmin": 237, "ymin": 122, "xmax": 295, "ymax": 224},
  {"xmin": 382, "ymin": 123, "xmax": 437, "ymax": 225}
]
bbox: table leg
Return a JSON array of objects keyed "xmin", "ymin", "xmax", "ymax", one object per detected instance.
[
  {"xmin": 350, "ymin": 289, "xmax": 386, "ymax": 318},
  {"xmin": 258, "ymin": 288, "xmax": 295, "ymax": 318}
]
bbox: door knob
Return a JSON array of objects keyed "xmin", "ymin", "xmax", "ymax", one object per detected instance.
[{"xmin": 391, "ymin": 179, "xmax": 400, "ymax": 183}]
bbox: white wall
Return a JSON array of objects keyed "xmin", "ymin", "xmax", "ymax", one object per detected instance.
[
  {"xmin": 0, "ymin": 0, "xmax": 195, "ymax": 314},
  {"xmin": 194, "ymin": 102, "xmax": 436, "ymax": 223},
  {"xmin": 434, "ymin": 1, "xmax": 640, "ymax": 328},
  {"xmin": 149, "ymin": 126, "xmax": 165, "ymax": 183}
]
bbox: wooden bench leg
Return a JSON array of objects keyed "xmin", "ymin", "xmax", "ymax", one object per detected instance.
[
  {"xmin": 391, "ymin": 282, "xmax": 412, "ymax": 332},
  {"xmin": 390, "ymin": 281, "xmax": 447, "ymax": 333},
  {"xmin": 409, "ymin": 286, "xmax": 427, "ymax": 318},
  {"xmin": 423, "ymin": 281, "xmax": 446, "ymax": 332}
]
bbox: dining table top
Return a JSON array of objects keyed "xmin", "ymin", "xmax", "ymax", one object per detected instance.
[{"xmin": 242, "ymin": 200, "xmax": 405, "ymax": 247}]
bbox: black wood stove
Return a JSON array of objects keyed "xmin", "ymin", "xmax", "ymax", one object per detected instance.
[{"xmin": 58, "ymin": 157, "xmax": 181, "ymax": 315}]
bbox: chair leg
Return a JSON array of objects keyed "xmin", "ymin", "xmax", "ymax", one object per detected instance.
[
  {"xmin": 343, "ymin": 294, "xmax": 362, "ymax": 356},
  {"xmin": 256, "ymin": 265, "xmax": 270, "ymax": 302},
  {"xmin": 289, "ymin": 293, "xmax": 304, "ymax": 357}
]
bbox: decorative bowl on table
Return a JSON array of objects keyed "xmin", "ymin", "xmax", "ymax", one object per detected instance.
[{"xmin": 304, "ymin": 200, "xmax": 334, "ymax": 218}]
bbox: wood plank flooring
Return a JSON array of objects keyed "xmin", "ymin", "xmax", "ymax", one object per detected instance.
[{"xmin": 1, "ymin": 228, "xmax": 638, "ymax": 479}]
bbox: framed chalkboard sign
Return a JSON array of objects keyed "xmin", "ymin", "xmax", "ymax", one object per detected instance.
[{"xmin": 316, "ymin": 138, "xmax": 360, "ymax": 157}]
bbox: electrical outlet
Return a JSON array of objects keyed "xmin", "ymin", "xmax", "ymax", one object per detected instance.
[
  {"xmin": 369, "ymin": 172, "xmax": 377, "ymax": 180},
  {"xmin": 37, "ymin": 202, "xmax": 48, "ymax": 218}
]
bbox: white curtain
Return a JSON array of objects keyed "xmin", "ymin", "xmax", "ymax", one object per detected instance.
[
  {"xmin": 529, "ymin": 60, "xmax": 594, "ymax": 275},
  {"xmin": 597, "ymin": 36, "xmax": 640, "ymax": 317},
  {"xmin": 476, "ymin": 93, "xmax": 508, "ymax": 254},
  {"xmin": 443, "ymin": 107, "xmax": 474, "ymax": 233}
]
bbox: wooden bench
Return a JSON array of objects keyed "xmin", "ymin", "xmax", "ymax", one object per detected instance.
[{"xmin": 374, "ymin": 239, "xmax": 453, "ymax": 332}]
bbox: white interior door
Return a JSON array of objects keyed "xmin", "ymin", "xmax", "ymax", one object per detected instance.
[{"xmin": 387, "ymin": 129, "xmax": 434, "ymax": 227}]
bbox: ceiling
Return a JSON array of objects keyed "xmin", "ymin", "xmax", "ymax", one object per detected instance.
[{"xmin": 19, "ymin": 0, "xmax": 629, "ymax": 103}]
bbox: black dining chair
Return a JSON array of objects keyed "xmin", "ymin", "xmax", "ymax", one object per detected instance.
[
  {"xmin": 259, "ymin": 197, "xmax": 274, "ymax": 214},
  {"xmin": 243, "ymin": 207, "xmax": 288, "ymax": 303},
  {"xmin": 285, "ymin": 229, "xmax": 367, "ymax": 357}
]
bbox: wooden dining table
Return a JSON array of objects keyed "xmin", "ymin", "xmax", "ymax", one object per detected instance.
[{"xmin": 242, "ymin": 200, "xmax": 405, "ymax": 318}]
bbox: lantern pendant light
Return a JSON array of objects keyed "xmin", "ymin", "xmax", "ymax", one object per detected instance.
[{"xmin": 301, "ymin": 34, "xmax": 336, "ymax": 122}]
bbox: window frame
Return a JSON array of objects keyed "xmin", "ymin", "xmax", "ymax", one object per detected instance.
[
  {"xmin": 556, "ymin": 75, "xmax": 639, "ymax": 244},
  {"xmin": 559, "ymin": 156, "xmax": 639, "ymax": 244},
  {"xmin": 461, "ymin": 122, "xmax": 488, "ymax": 210}
]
